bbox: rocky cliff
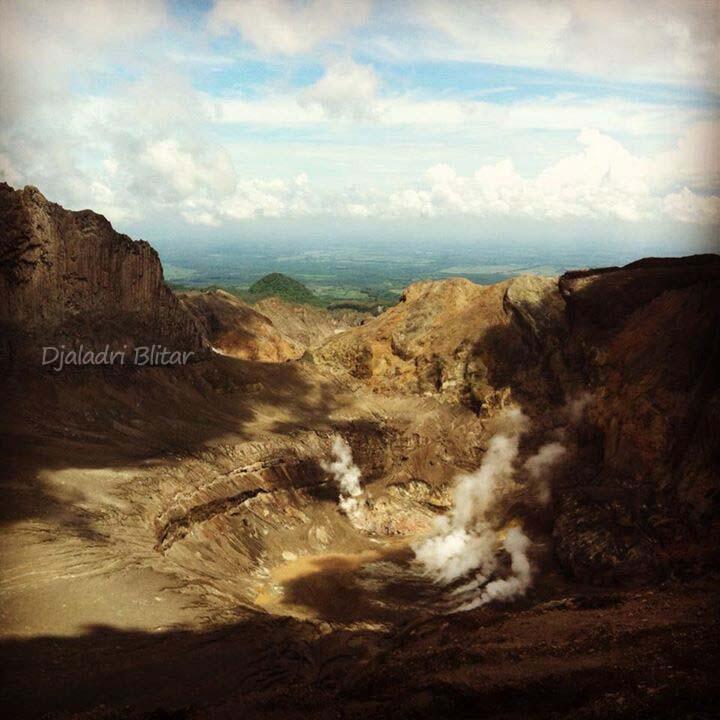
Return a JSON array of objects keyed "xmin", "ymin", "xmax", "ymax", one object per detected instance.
[
  {"xmin": 553, "ymin": 255, "xmax": 720, "ymax": 583},
  {"xmin": 311, "ymin": 277, "xmax": 512, "ymax": 404},
  {"xmin": 312, "ymin": 256, "xmax": 720, "ymax": 583},
  {"xmin": 0, "ymin": 183, "xmax": 206, "ymax": 363}
]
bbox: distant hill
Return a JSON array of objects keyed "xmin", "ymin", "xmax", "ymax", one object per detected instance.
[{"xmin": 248, "ymin": 273, "xmax": 316, "ymax": 304}]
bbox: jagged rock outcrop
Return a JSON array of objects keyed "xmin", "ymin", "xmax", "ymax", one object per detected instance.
[
  {"xmin": 312, "ymin": 274, "xmax": 565, "ymax": 411},
  {"xmin": 0, "ymin": 183, "xmax": 206, "ymax": 363},
  {"xmin": 312, "ymin": 256, "xmax": 720, "ymax": 584},
  {"xmin": 553, "ymin": 255, "xmax": 720, "ymax": 583},
  {"xmin": 312, "ymin": 277, "xmax": 512, "ymax": 405},
  {"xmin": 180, "ymin": 289, "xmax": 302, "ymax": 362}
]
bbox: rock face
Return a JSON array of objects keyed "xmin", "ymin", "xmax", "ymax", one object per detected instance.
[
  {"xmin": 553, "ymin": 255, "xmax": 720, "ymax": 583},
  {"xmin": 313, "ymin": 256, "xmax": 720, "ymax": 584},
  {"xmin": 0, "ymin": 183, "xmax": 205, "ymax": 363},
  {"xmin": 180, "ymin": 290, "xmax": 302, "ymax": 362},
  {"xmin": 312, "ymin": 277, "xmax": 510, "ymax": 403},
  {"xmin": 312, "ymin": 275, "xmax": 563, "ymax": 412},
  {"xmin": 254, "ymin": 296, "xmax": 365, "ymax": 349}
]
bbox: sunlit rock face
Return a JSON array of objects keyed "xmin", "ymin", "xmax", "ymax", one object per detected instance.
[
  {"xmin": 311, "ymin": 254, "xmax": 720, "ymax": 584},
  {"xmin": 179, "ymin": 289, "xmax": 303, "ymax": 362},
  {"xmin": 0, "ymin": 182, "xmax": 206, "ymax": 362}
]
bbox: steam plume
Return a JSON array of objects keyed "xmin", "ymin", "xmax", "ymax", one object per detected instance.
[
  {"xmin": 322, "ymin": 436, "xmax": 365, "ymax": 522},
  {"xmin": 524, "ymin": 441, "xmax": 566, "ymax": 504},
  {"xmin": 455, "ymin": 527, "xmax": 532, "ymax": 611},
  {"xmin": 566, "ymin": 391, "xmax": 593, "ymax": 423},
  {"xmin": 414, "ymin": 404, "xmax": 566, "ymax": 611}
]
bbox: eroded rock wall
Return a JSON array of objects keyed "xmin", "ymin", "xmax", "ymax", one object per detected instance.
[{"xmin": 0, "ymin": 183, "xmax": 206, "ymax": 362}]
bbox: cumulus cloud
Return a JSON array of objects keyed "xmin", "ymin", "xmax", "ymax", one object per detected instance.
[
  {"xmin": 217, "ymin": 173, "xmax": 312, "ymax": 222},
  {"xmin": 126, "ymin": 126, "xmax": 720, "ymax": 226},
  {"xmin": 208, "ymin": 0, "xmax": 371, "ymax": 55},
  {"xmin": 386, "ymin": 128, "xmax": 720, "ymax": 224},
  {"xmin": 140, "ymin": 138, "xmax": 236, "ymax": 204},
  {"xmin": 0, "ymin": 68, "xmax": 242, "ymax": 224},
  {"xmin": 0, "ymin": 0, "xmax": 717, "ymax": 234},
  {"xmin": 300, "ymin": 59, "xmax": 381, "ymax": 120},
  {"xmin": 662, "ymin": 188, "xmax": 720, "ymax": 225},
  {"xmin": 653, "ymin": 121, "xmax": 720, "ymax": 192},
  {"xmin": 557, "ymin": 0, "xmax": 719, "ymax": 87},
  {"xmin": 0, "ymin": 0, "xmax": 166, "ymax": 124}
]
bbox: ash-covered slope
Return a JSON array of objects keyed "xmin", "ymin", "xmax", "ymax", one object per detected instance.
[
  {"xmin": 255, "ymin": 295, "xmax": 366, "ymax": 349},
  {"xmin": 179, "ymin": 289, "xmax": 303, "ymax": 362},
  {"xmin": 0, "ymin": 183, "xmax": 205, "ymax": 362}
]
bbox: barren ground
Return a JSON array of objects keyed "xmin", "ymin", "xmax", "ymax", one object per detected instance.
[{"xmin": 1, "ymin": 355, "xmax": 718, "ymax": 719}]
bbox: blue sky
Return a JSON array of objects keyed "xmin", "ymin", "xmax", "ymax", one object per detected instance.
[{"xmin": 0, "ymin": 0, "xmax": 718, "ymax": 255}]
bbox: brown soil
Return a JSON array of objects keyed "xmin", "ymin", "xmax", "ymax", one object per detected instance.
[{"xmin": 1, "ymin": 353, "xmax": 718, "ymax": 719}]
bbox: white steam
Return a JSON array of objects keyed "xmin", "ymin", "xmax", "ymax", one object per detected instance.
[
  {"xmin": 322, "ymin": 436, "xmax": 365, "ymax": 523},
  {"xmin": 413, "ymin": 404, "xmax": 567, "ymax": 611},
  {"xmin": 566, "ymin": 391, "xmax": 593, "ymax": 423},
  {"xmin": 524, "ymin": 441, "xmax": 567, "ymax": 504},
  {"xmin": 455, "ymin": 527, "xmax": 532, "ymax": 611},
  {"xmin": 414, "ymin": 524, "xmax": 496, "ymax": 586}
]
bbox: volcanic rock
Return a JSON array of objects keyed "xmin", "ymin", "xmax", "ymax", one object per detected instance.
[
  {"xmin": 254, "ymin": 295, "xmax": 366, "ymax": 349},
  {"xmin": 0, "ymin": 183, "xmax": 206, "ymax": 365},
  {"xmin": 180, "ymin": 289, "xmax": 303, "ymax": 362}
]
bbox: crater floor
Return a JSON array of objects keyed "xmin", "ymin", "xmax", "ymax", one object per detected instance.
[{"xmin": 1, "ymin": 357, "xmax": 718, "ymax": 719}]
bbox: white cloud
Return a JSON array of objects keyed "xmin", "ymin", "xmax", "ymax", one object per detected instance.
[
  {"xmin": 171, "ymin": 128, "xmax": 720, "ymax": 226},
  {"xmin": 177, "ymin": 173, "xmax": 315, "ymax": 226},
  {"xmin": 662, "ymin": 187, "xmax": 720, "ymax": 224},
  {"xmin": 0, "ymin": 0, "xmax": 167, "ymax": 124},
  {"xmin": 0, "ymin": 68, "xmax": 239, "ymax": 224},
  {"xmin": 208, "ymin": 0, "xmax": 371, "ymax": 55},
  {"xmin": 214, "ymin": 89, "xmax": 707, "ymax": 140},
  {"xmin": 557, "ymin": 0, "xmax": 719, "ymax": 87},
  {"xmin": 652, "ymin": 121, "xmax": 720, "ymax": 192},
  {"xmin": 406, "ymin": 0, "xmax": 720, "ymax": 88},
  {"xmin": 0, "ymin": 151, "xmax": 22, "ymax": 187},
  {"xmin": 220, "ymin": 173, "xmax": 312, "ymax": 220},
  {"xmin": 385, "ymin": 128, "xmax": 719, "ymax": 224},
  {"xmin": 140, "ymin": 138, "xmax": 236, "ymax": 202},
  {"xmin": 0, "ymin": 0, "xmax": 717, "ymax": 236},
  {"xmin": 299, "ymin": 58, "xmax": 381, "ymax": 120},
  {"xmin": 415, "ymin": 0, "xmax": 571, "ymax": 66}
]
